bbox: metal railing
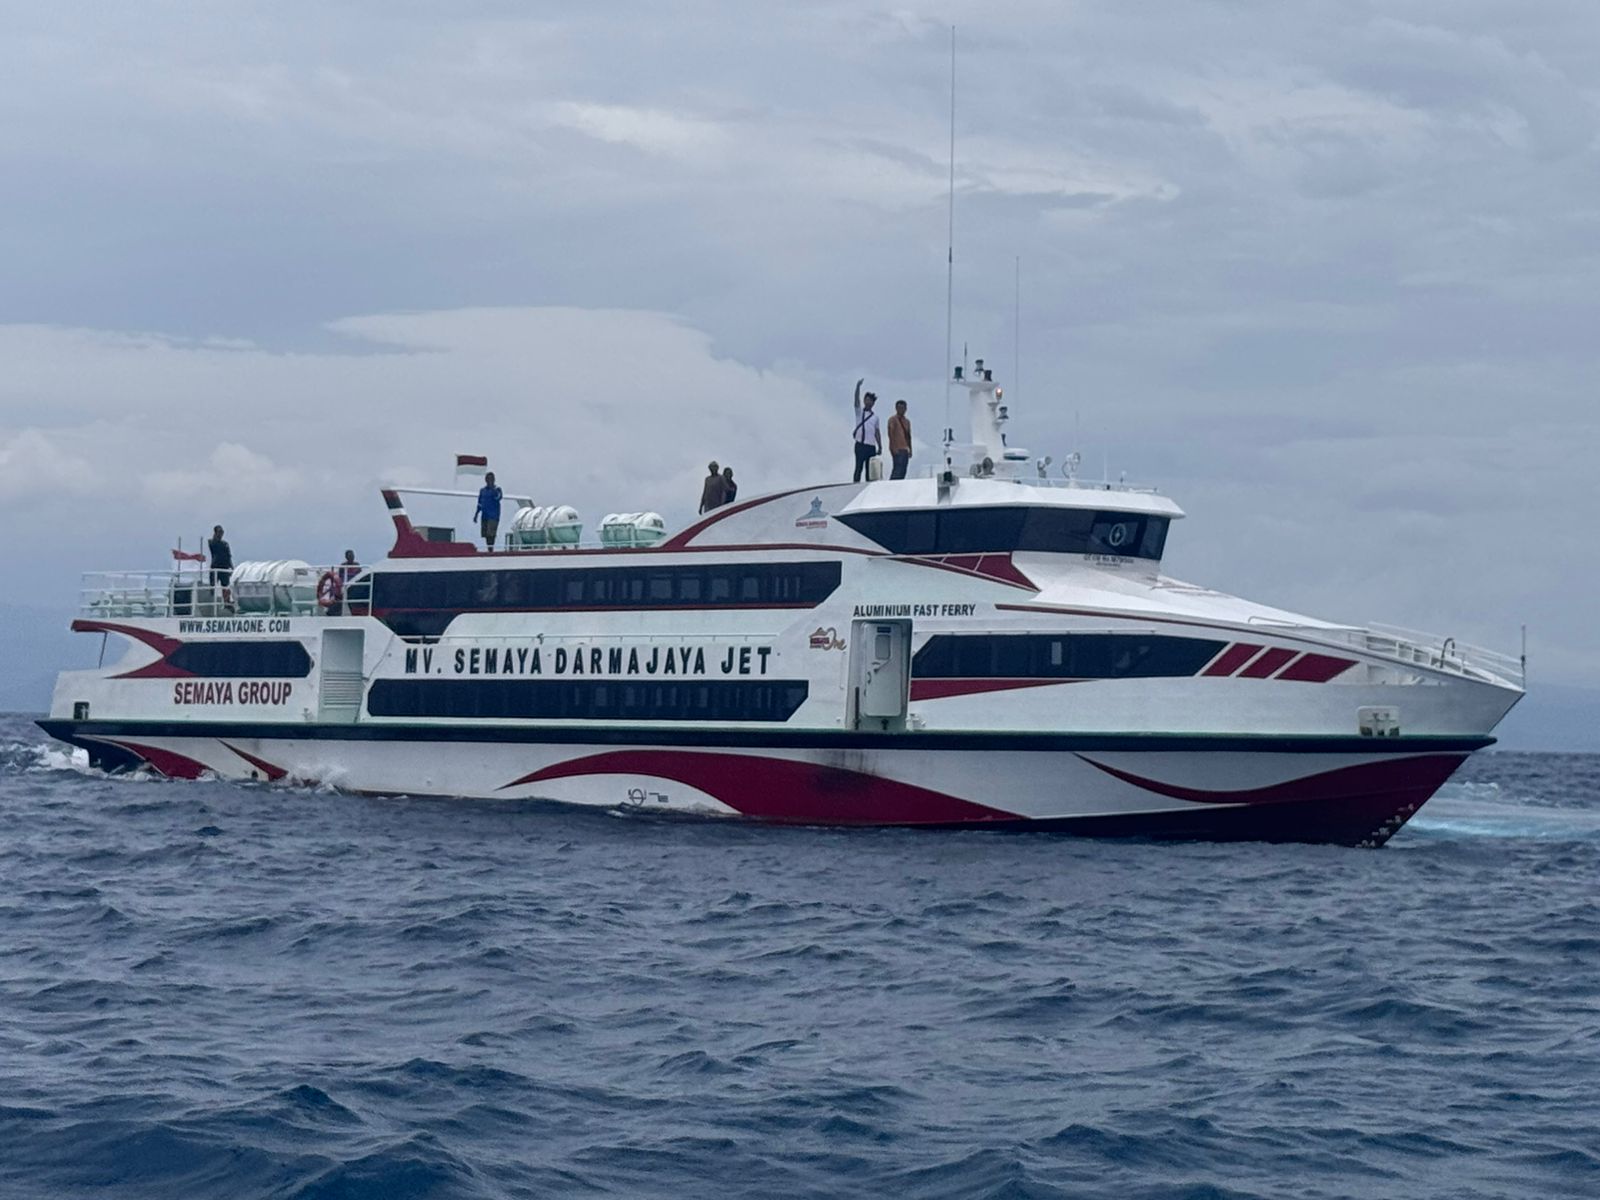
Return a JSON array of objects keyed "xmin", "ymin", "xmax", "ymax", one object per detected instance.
[
  {"xmin": 1363, "ymin": 622, "xmax": 1524, "ymax": 688},
  {"xmin": 80, "ymin": 571, "xmax": 372, "ymax": 619},
  {"xmin": 1244, "ymin": 617, "xmax": 1524, "ymax": 688}
]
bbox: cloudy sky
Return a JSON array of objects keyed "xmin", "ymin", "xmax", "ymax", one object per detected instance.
[{"xmin": 2, "ymin": 1, "xmax": 1596, "ymax": 731}]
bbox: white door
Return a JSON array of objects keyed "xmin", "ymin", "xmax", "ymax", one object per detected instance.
[
  {"xmin": 318, "ymin": 628, "xmax": 365, "ymax": 723},
  {"xmin": 852, "ymin": 619, "xmax": 910, "ymax": 725}
]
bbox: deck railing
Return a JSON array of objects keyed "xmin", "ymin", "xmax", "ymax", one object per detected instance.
[
  {"xmin": 1245, "ymin": 617, "xmax": 1524, "ymax": 688},
  {"xmin": 80, "ymin": 572, "xmax": 371, "ymax": 619}
]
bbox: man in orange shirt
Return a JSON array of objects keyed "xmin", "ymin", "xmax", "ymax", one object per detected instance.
[{"xmin": 887, "ymin": 399, "xmax": 913, "ymax": 479}]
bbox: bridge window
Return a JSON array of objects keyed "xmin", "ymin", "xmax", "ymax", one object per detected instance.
[{"xmin": 836, "ymin": 506, "xmax": 1170, "ymax": 560}]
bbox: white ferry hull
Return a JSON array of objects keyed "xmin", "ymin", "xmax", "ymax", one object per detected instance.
[{"xmin": 38, "ymin": 720, "xmax": 1486, "ymax": 847}]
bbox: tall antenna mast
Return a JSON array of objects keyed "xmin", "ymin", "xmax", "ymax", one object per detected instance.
[
  {"xmin": 1013, "ymin": 255, "xmax": 1021, "ymax": 406},
  {"xmin": 942, "ymin": 25, "xmax": 956, "ymax": 461}
]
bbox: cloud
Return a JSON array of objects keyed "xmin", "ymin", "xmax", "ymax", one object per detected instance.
[
  {"xmin": 142, "ymin": 442, "xmax": 302, "ymax": 509},
  {"xmin": 0, "ymin": 428, "xmax": 95, "ymax": 501},
  {"xmin": 547, "ymin": 101, "xmax": 728, "ymax": 161},
  {"xmin": 0, "ymin": 305, "xmax": 844, "ymax": 562},
  {"xmin": 0, "ymin": 2, "xmax": 1597, "ymax": 693}
]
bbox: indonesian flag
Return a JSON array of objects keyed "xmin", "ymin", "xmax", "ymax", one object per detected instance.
[
  {"xmin": 172, "ymin": 548, "xmax": 205, "ymax": 562},
  {"xmin": 455, "ymin": 453, "xmax": 488, "ymax": 478}
]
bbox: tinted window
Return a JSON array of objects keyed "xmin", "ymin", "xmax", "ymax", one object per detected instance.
[
  {"xmin": 372, "ymin": 562, "xmax": 841, "ymax": 635},
  {"xmin": 168, "ymin": 640, "xmax": 312, "ymax": 677},
  {"xmin": 912, "ymin": 634, "xmax": 1224, "ymax": 680},
  {"xmin": 367, "ymin": 678, "xmax": 809, "ymax": 722},
  {"xmin": 837, "ymin": 507, "xmax": 1170, "ymax": 560}
]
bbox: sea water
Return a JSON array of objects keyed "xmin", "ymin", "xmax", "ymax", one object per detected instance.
[{"xmin": 0, "ymin": 714, "xmax": 1595, "ymax": 1199}]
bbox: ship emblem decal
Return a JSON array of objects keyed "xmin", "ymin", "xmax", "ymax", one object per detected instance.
[
  {"xmin": 795, "ymin": 498, "xmax": 829, "ymax": 529},
  {"xmin": 809, "ymin": 626, "xmax": 846, "ymax": 651}
]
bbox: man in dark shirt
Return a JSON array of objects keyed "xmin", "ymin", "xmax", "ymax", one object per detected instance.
[
  {"xmin": 699, "ymin": 461, "xmax": 727, "ymax": 514},
  {"xmin": 473, "ymin": 472, "xmax": 503, "ymax": 551},
  {"xmin": 208, "ymin": 525, "xmax": 233, "ymax": 610}
]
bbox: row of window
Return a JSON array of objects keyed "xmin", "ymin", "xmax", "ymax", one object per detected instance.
[
  {"xmin": 167, "ymin": 641, "xmax": 312, "ymax": 678},
  {"xmin": 373, "ymin": 562, "xmax": 841, "ymax": 613},
  {"xmin": 366, "ymin": 679, "xmax": 811, "ymax": 722},
  {"xmin": 837, "ymin": 506, "xmax": 1170, "ymax": 560},
  {"xmin": 912, "ymin": 634, "xmax": 1226, "ymax": 680}
]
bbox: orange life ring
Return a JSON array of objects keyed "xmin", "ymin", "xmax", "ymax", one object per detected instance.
[{"xmin": 316, "ymin": 570, "xmax": 343, "ymax": 610}]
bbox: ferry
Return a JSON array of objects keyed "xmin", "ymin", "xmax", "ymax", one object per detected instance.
[{"xmin": 37, "ymin": 363, "xmax": 1524, "ymax": 845}]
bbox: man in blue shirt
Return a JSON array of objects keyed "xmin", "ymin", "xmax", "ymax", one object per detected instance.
[{"xmin": 473, "ymin": 472, "xmax": 503, "ymax": 551}]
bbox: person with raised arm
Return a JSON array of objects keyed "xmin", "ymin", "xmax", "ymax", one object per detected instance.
[{"xmin": 852, "ymin": 382, "xmax": 881, "ymax": 482}]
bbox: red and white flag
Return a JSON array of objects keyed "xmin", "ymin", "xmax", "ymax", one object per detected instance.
[
  {"xmin": 172, "ymin": 548, "xmax": 205, "ymax": 562},
  {"xmin": 455, "ymin": 453, "xmax": 488, "ymax": 478}
]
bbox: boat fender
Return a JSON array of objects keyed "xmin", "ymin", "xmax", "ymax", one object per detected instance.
[{"xmin": 316, "ymin": 570, "xmax": 343, "ymax": 610}]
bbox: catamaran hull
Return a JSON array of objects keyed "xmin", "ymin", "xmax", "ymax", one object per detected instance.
[{"xmin": 37, "ymin": 720, "xmax": 1486, "ymax": 847}]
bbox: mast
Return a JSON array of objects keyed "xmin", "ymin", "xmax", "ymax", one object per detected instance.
[
  {"xmin": 1013, "ymin": 255, "xmax": 1020, "ymax": 407},
  {"xmin": 942, "ymin": 25, "xmax": 956, "ymax": 464}
]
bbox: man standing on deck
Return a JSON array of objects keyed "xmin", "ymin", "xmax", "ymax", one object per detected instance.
[
  {"xmin": 208, "ymin": 525, "xmax": 233, "ymax": 610},
  {"xmin": 473, "ymin": 472, "xmax": 503, "ymax": 552},
  {"xmin": 336, "ymin": 549, "xmax": 361, "ymax": 584},
  {"xmin": 852, "ymin": 390, "xmax": 882, "ymax": 482},
  {"xmin": 887, "ymin": 400, "xmax": 912, "ymax": 480},
  {"xmin": 699, "ymin": 461, "xmax": 727, "ymax": 514}
]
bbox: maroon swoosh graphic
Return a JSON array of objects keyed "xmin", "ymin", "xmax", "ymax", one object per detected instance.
[
  {"xmin": 1277, "ymin": 653, "xmax": 1357, "ymax": 682},
  {"xmin": 102, "ymin": 739, "xmax": 210, "ymax": 780},
  {"xmin": 1239, "ymin": 647, "xmax": 1298, "ymax": 679},
  {"xmin": 222, "ymin": 742, "xmax": 288, "ymax": 781},
  {"xmin": 1202, "ymin": 643, "xmax": 1263, "ymax": 677},
  {"xmin": 1075, "ymin": 753, "xmax": 1468, "ymax": 807},
  {"xmin": 72, "ymin": 620, "xmax": 193, "ymax": 679},
  {"xmin": 900, "ymin": 553, "xmax": 1036, "ymax": 591},
  {"xmin": 500, "ymin": 749, "xmax": 1017, "ymax": 825}
]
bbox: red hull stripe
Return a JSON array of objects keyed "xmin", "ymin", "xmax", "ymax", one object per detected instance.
[
  {"xmin": 1278, "ymin": 652, "xmax": 1358, "ymax": 683},
  {"xmin": 501, "ymin": 750, "xmax": 1017, "ymax": 825},
  {"xmin": 1239, "ymin": 647, "xmax": 1298, "ymax": 679},
  {"xmin": 222, "ymin": 742, "xmax": 288, "ymax": 781},
  {"xmin": 104, "ymin": 740, "xmax": 210, "ymax": 780},
  {"xmin": 1076, "ymin": 752, "xmax": 1468, "ymax": 807},
  {"xmin": 909, "ymin": 678, "xmax": 1072, "ymax": 701},
  {"xmin": 1202, "ymin": 643, "xmax": 1264, "ymax": 676}
]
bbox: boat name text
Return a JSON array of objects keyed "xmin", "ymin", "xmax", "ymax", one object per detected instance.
[{"xmin": 403, "ymin": 643, "xmax": 774, "ymax": 678}]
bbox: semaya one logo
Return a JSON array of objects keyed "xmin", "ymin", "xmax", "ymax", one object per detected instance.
[{"xmin": 808, "ymin": 626, "xmax": 846, "ymax": 651}]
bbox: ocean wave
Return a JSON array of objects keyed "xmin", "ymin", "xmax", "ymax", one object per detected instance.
[{"xmin": 2, "ymin": 716, "xmax": 1597, "ymax": 1200}]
